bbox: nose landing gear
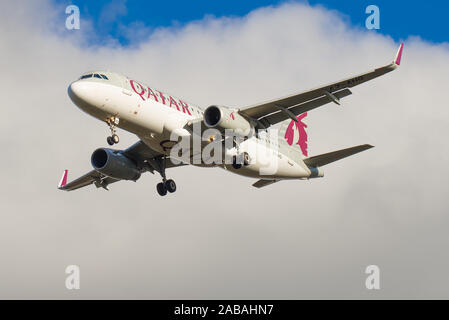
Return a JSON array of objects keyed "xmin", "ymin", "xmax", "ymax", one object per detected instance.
[
  {"xmin": 106, "ymin": 117, "xmax": 120, "ymax": 145},
  {"xmin": 106, "ymin": 134, "xmax": 119, "ymax": 146}
]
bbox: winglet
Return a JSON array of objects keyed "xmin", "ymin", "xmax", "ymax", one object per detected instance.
[
  {"xmin": 58, "ymin": 170, "xmax": 68, "ymax": 189},
  {"xmin": 394, "ymin": 43, "xmax": 404, "ymax": 66}
]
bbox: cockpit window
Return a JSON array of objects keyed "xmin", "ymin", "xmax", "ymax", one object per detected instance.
[{"xmin": 79, "ymin": 73, "xmax": 109, "ymax": 80}]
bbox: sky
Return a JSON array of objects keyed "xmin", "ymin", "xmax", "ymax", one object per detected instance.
[
  {"xmin": 0, "ymin": 1, "xmax": 449, "ymax": 299},
  {"xmin": 57, "ymin": 0, "xmax": 449, "ymax": 45}
]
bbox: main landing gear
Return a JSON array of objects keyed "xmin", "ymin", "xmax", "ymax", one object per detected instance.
[
  {"xmin": 232, "ymin": 152, "xmax": 250, "ymax": 170},
  {"xmin": 156, "ymin": 179, "xmax": 177, "ymax": 196},
  {"xmin": 106, "ymin": 116, "xmax": 120, "ymax": 146},
  {"xmin": 154, "ymin": 156, "xmax": 177, "ymax": 197},
  {"xmin": 230, "ymin": 137, "xmax": 250, "ymax": 170}
]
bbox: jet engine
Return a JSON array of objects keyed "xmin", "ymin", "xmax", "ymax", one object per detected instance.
[
  {"xmin": 91, "ymin": 148, "xmax": 141, "ymax": 181},
  {"xmin": 203, "ymin": 105, "xmax": 254, "ymax": 137}
]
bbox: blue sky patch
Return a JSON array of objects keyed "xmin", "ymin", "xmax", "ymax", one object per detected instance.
[{"xmin": 58, "ymin": 0, "xmax": 448, "ymax": 46}]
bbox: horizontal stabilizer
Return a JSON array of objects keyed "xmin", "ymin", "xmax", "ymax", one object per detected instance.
[
  {"xmin": 252, "ymin": 179, "xmax": 279, "ymax": 189},
  {"xmin": 303, "ymin": 144, "xmax": 374, "ymax": 168}
]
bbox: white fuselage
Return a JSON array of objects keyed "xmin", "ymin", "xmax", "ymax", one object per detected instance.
[{"xmin": 68, "ymin": 72, "xmax": 313, "ymax": 181}]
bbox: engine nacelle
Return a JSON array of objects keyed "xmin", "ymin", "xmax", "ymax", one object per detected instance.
[
  {"xmin": 91, "ymin": 148, "xmax": 141, "ymax": 181},
  {"xmin": 203, "ymin": 105, "xmax": 253, "ymax": 137}
]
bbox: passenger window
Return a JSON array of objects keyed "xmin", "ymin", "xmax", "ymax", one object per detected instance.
[{"xmin": 94, "ymin": 74, "xmax": 101, "ymax": 79}]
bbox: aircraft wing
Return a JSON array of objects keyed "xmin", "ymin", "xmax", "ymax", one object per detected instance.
[
  {"xmin": 58, "ymin": 169, "xmax": 119, "ymax": 191},
  {"xmin": 239, "ymin": 43, "xmax": 403, "ymax": 129},
  {"xmin": 58, "ymin": 140, "xmax": 186, "ymax": 191}
]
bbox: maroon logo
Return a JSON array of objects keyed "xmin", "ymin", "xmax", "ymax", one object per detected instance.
[
  {"xmin": 284, "ymin": 113, "xmax": 308, "ymax": 156},
  {"xmin": 129, "ymin": 79, "xmax": 192, "ymax": 115}
]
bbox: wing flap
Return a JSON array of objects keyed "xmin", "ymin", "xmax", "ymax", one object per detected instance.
[{"xmin": 258, "ymin": 88, "xmax": 352, "ymax": 128}]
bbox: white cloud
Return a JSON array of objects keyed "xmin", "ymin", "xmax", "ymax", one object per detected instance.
[
  {"xmin": 0, "ymin": 1, "xmax": 448, "ymax": 298},
  {"xmin": 99, "ymin": 0, "xmax": 128, "ymax": 26}
]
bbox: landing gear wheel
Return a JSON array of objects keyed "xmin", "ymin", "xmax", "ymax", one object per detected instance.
[
  {"xmin": 165, "ymin": 179, "xmax": 177, "ymax": 193},
  {"xmin": 243, "ymin": 152, "xmax": 250, "ymax": 166},
  {"xmin": 232, "ymin": 155, "xmax": 242, "ymax": 170},
  {"xmin": 112, "ymin": 134, "xmax": 119, "ymax": 144},
  {"xmin": 106, "ymin": 117, "xmax": 120, "ymax": 146},
  {"xmin": 156, "ymin": 182, "xmax": 167, "ymax": 196},
  {"xmin": 107, "ymin": 136, "xmax": 114, "ymax": 146}
]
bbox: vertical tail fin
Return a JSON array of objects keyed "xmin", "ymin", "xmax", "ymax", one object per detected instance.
[{"xmin": 278, "ymin": 112, "xmax": 308, "ymax": 158}]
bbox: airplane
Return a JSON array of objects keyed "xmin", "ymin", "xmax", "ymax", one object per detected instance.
[{"xmin": 58, "ymin": 43, "xmax": 403, "ymax": 196}]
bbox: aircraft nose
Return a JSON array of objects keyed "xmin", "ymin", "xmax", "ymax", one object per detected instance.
[{"xmin": 68, "ymin": 81, "xmax": 88, "ymax": 104}]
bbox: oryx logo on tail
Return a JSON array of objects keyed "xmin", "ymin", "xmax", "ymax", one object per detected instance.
[{"xmin": 284, "ymin": 113, "xmax": 308, "ymax": 156}]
